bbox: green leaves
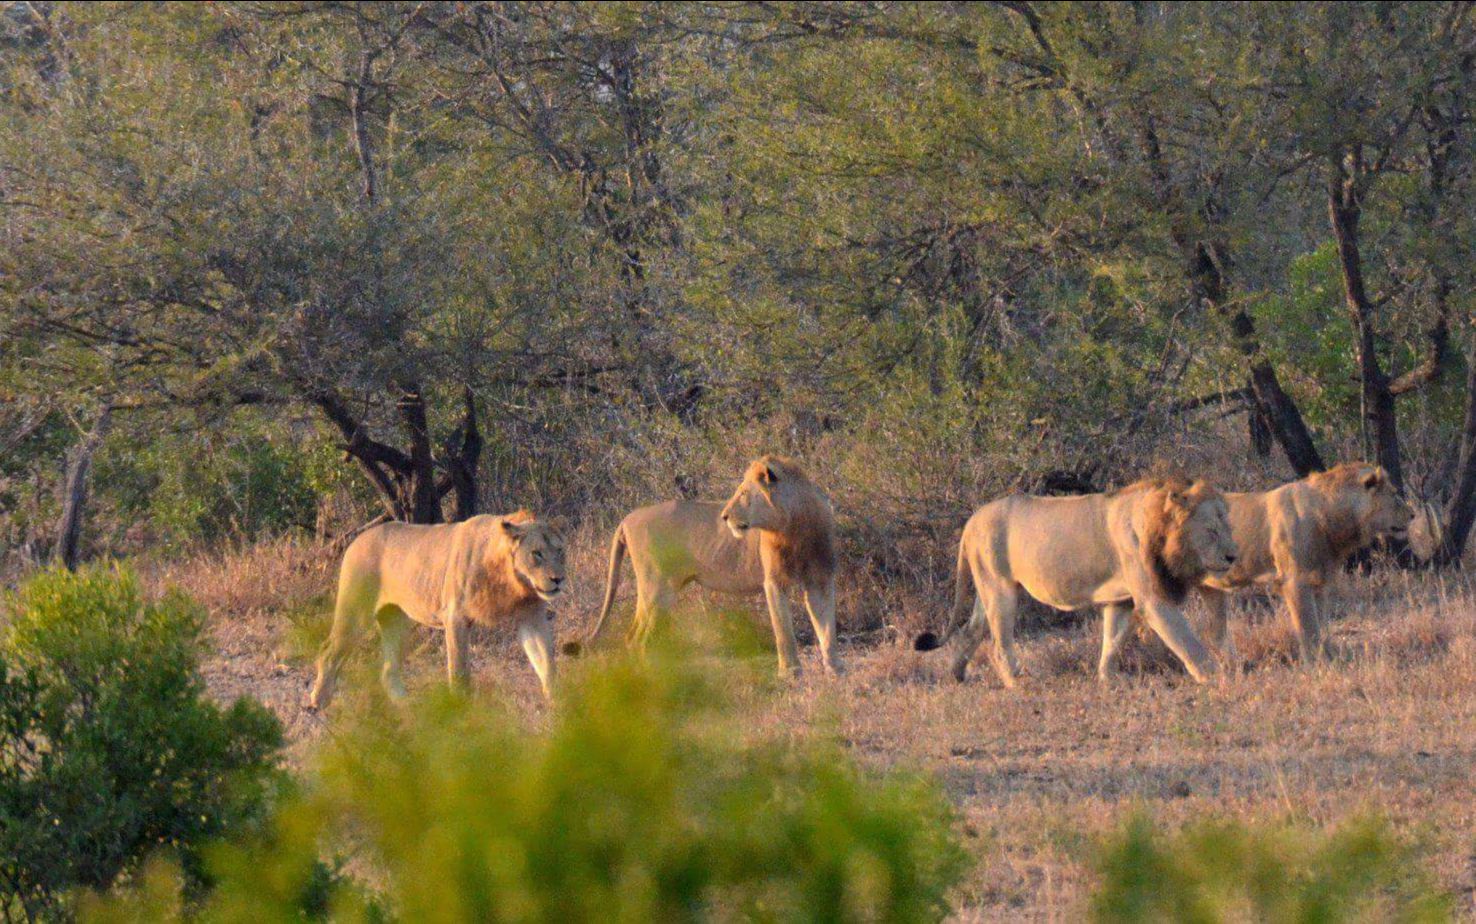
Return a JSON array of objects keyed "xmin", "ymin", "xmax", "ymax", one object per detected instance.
[
  {"xmin": 1091, "ymin": 813, "xmax": 1451, "ymax": 924},
  {"xmin": 0, "ymin": 566, "xmax": 284, "ymax": 919},
  {"xmin": 87, "ymin": 638, "xmax": 969, "ymax": 923}
]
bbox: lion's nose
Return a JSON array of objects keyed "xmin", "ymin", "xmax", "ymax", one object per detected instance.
[{"xmin": 550, "ymin": 576, "xmax": 564, "ymax": 587}]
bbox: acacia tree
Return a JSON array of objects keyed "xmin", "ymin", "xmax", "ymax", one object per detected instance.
[
  {"xmin": 686, "ymin": 2, "xmax": 1328, "ymax": 476},
  {"xmin": 982, "ymin": 1, "xmax": 1332, "ymax": 474},
  {"xmin": 1284, "ymin": 3, "xmax": 1471, "ymax": 490},
  {"xmin": 419, "ymin": 1, "xmax": 701, "ymax": 416},
  {"xmin": 0, "ymin": 3, "xmax": 613, "ymax": 528},
  {"xmin": 1268, "ymin": 2, "xmax": 1476, "ymax": 560}
]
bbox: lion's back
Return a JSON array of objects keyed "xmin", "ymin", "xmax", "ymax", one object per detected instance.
[{"xmin": 339, "ymin": 520, "xmax": 465, "ymax": 623}]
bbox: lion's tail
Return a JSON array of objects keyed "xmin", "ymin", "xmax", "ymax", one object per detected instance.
[
  {"xmin": 563, "ymin": 523, "xmax": 627, "ymax": 657},
  {"xmin": 914, "ymin": 539, "xmax": 972, "ymax": 651}
]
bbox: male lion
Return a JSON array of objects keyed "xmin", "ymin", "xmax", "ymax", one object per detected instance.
[
  {"xmin": 1197, "ymin": 462, "xmax": 1413, "ymax": 664},
  {"xmin": 574, "ymin": 456, "xmax": 840, "ymax": 675},
  {"xmin": 914, "ymin": 479, "xmax": 1238, "ymax": 686},
  {"xmin": 307, "ymin": 510, "xmax": 567, "ymax": 709}
]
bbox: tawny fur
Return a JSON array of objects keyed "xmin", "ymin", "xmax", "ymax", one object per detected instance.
[
  {"xmin": 917, "ymin": 479, "xmax": 1239, "ymax": 687},
  {"xmin": 308, "ymin": 511, "xmax": 567, "ymax": 709},
  {"xmin": 1197, "ymin": 462, "xmax": 1413, "ymax": 664},
  {"xmin": 577, "ymin": 455, "xmax": 841, "ymax": 675}
]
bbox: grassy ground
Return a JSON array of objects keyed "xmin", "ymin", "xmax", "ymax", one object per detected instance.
[{"xmin": 133, "ymin": 535, "xmax": 1476, "ymax": 921}]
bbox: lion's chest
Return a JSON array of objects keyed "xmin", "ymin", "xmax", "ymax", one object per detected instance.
[{"xmin": 460, "ymin": 565, "xmax": 538, "ymax": 626}]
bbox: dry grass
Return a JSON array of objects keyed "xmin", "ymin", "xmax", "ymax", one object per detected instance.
[{"xmin": 102, "ymin": 537, "xmax": 1476, "ymax": 919}]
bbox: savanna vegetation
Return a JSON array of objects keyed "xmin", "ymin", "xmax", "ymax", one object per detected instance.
[{"xmin": 4, "ymin": 1, "xmax": 1476, "ymax": 920}]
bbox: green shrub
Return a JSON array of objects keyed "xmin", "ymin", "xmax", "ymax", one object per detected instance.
[
  {"xmin": 0, "ymin": 566, "xmax": 284, "ymax": 920},
  {"xmin": 89, "ymin": 639, "xmax": 969, "ymax": 922},
  {"xmin": 1090, "ymin": 813, "xmax": 1451, "ymax": 923},
  {"xmin": 94, "ymin": 414, "xmax": 350, "ymax": 549}
]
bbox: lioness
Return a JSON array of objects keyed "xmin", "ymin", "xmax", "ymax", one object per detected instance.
[
  {"xmin": 576, "ymin": 456, "xmax": 840, "ymax": 675},
  {"xmin": 915, "ymin": 479, "xmax": 1238, "ymax": 686},
  {"xmin": 1198, "ymin": 462, "xmax": 1413, "ymax": 664},
  {"xmin": 307, "ymin": 510, "xmax": 567, "ymax": 709}
]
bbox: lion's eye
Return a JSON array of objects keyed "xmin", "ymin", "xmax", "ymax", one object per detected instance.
[{"xmin": 532, "ymin": 551, "xmax": 544, "ymax": 564}]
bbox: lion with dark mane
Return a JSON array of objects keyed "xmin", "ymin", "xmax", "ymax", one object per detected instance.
[{"xmin": 915, "ymin": 479, "xmax": 1238, "ymax": 685}]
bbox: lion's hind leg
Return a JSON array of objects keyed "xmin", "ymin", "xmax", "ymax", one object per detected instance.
[
  {"xmin": 1097, "ymin": 602, "xmax": 1135, "ymax": 681},
  {"xmin": 949, "ymin": 535, "xmax": 1022, "ymax": 688},
  {"xmin": 1282, "ymin": 577, "xmax": 1327, "ymax": 663},
  {"xmin": 982, "ymin": 586, "xmax": 1023, "ymax": 688},
  {"xmin": 802, "ymin": 579, "xmax": 841, "ymax": 675},
  {"xmin": 308, "ymin": 578, "xmax": 375, "ymax": 711},
  {"xmin": 628, "ymin": 566, "xmax": 675, "ymax": 650},
  {"xmin": 376, "ymin": 606, "xmax": 413, "ymax": 701},
  {"xmin": 950, "ymin": 582, "xmax": 1021, "ymax": 688}
]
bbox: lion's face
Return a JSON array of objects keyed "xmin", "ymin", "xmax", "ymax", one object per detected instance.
[
  {"xmin": 719, "ymin": 457, "xmax": 792, "ymax": 538},
  {"xmin": 1182, "ymin": 494, "xmax": 1238, "ymax": 575},
  {"xmin": 1360, "ymin": 467, "xmax": 1414, "ymax": 543},
  {"xmin": 503, "ymin": 520, "xmax": 567, "ymax": 602}
]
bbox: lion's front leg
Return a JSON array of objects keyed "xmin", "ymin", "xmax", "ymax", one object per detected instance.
[
  {"xmin": 802, "ymin": 579, "xmax": 842, "ymax": 675},
  {"xmin": 763, "ymin": 579, "xmax": 803, "ymax": 676},
  {"xmin": 519, "ymin": 612, "xmax": 556, "ymax": 701},
  {"xmin": 1197, "ymin": 587, "xmax": 1241, "ymax": 672},
  {"xmin": 1282, "ymin": 577, "xmax": 1326, "ymax": 662},
  {"xmin": 444, "ymin": 608, "xmax": 472, "ymax": 692},
  {"xmin": 1139, "ymin": 599, "xmax": 1217, "ymax": 683}
]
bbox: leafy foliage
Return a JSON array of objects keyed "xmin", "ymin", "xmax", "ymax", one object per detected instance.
[
  {"xmin": 4, "ymin": 1, "xmax": 1476, "ymax": 556},
  {"xmin": 86, "ymin": 640, "xmax": 969, "ymax": 922},
  {"xmin": 92, "ymin": 414, "xmax": 347, "ymax": 548},
  {"xmin": 1091, "ymin": 813, "xmax": 1450, "ymax": 923},
  {"xmin": 0, "ymin": 567, "xmax": 284, "ymax": 920}
]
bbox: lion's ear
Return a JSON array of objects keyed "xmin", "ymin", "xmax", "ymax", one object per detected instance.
[
  {"xmin": 501, "ymin": 520, "xmax": 528, "ymax": 541},
  {"xmin": 1184, "ymin": 481, "xmax": 1215, "ymax": 506},
  {"xmin": 760, "ymin": 463, "xmax": 779, "ymax": 484},
  {"xmin": 1362, "ymin": 468, "xmax": 1384, "ymax": 490}
]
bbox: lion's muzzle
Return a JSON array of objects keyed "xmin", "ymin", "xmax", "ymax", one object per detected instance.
[
  {"xmin": 535, "ymin": 576, "xmax": 565, "ymax": 601},
  {"xmin": 1205, "ymin": 553, "xmax": 1236, "ymax": 574},
  {"xmin": 721, "ymin": 511, "xmax": 750, "ymax": 539}
]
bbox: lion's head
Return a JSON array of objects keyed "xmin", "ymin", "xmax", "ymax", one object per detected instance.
[
  {"xmin": 718, "ymin": 455, "xmax": 836, "ymax": 582},
  {"xmin": 1312, "ymin": 463, "xmax": 1413, "ymax": 546},
  {"xmin": 719, "ymin": 455, "xmax": 814, "ymax": 538},
  {"xmin": 500, "ymin": 512, "xmax": 567, "ymax": 602},
  {"xmin": 1141, "ymin": 479, "xmax": 1238, "ymax": 601}
]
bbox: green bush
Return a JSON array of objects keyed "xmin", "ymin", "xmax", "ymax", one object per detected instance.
[
  {"xmin": 1090, "ymin": 813, "xmax": 1451, "ymax": 923},
  {"xmin": 0, "ymin": 567, "xmax": 284, "ymax": 921},
  {"xmin": 89, "ymin": 640, "xmax": 969, "ymax": 922},
  {"xmin": 93, "ymin": 414, "xmax": 350, "ymax": 549}
]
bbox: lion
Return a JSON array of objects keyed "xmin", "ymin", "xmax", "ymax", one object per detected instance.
[
  {"xmin": 914, "ymin": 479, "xmax": 1238, "ymax": 686},
  {"xmin": 307, "ymin": 510, "xmax": 567, "ymax": 710},
  {"xmin": 1197, "ymin": 462, "xmax": 1413, "ymax": 664},
  {"xmin": 571, "ymin": 455, "xmax": 840, "ymax": 675}
]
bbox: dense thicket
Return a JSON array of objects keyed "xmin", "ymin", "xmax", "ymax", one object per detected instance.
[{"xmin": 3, "ymin": 2, "xmax": 1474, "ymax": 571}]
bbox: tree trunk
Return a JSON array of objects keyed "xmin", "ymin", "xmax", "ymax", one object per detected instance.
[
  {"xmin": 1189, "ymin": 241, "xmax": 1325, "ymax": 475},
  {"xmin": 53, "ymin": 406, "xmax": 113, "ymax": 571},
  {"xmin": 447, "ymin": 385, "xmax": 482, "ymax": 522},
  {"xmin": 1248, "ymin": 393, "xmax": 1273, "ymax": 457},
  {"xmin": 1246, "ymin": 362, "xmax": 1325, "ymax": 476},
  {"xmin": 1328, "ymin": 150, "xmax": 1403, "ymax": 488},
  {"xmin": 1435, "ymin": 355, "xmax": 1476, "ymax": 567},
  {"xmin": 396, "ymin": 387, "xmax": 442, "ymax": 524}
]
